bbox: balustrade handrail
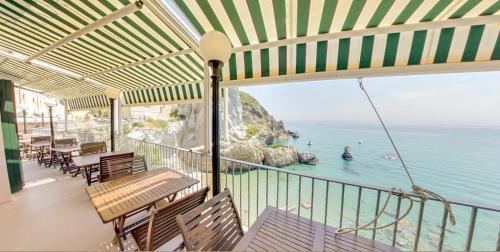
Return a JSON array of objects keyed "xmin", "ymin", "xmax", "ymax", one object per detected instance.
[{"xmin": 123, "ymin": 136, "xmax": 500, "ymax": 213}]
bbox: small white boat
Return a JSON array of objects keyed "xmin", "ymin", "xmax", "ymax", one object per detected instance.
[
  {"xmin": 301, "ymin": 201, "xmax": 312, "ymax": 209},
  {"xmin": 358, "ymin": 140, "xmax": 364, "ymax": 144}
]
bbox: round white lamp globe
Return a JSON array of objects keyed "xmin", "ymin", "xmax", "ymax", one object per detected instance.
[
  {"xmin": 199, "ymin": 31, "xmax": 232, "ymax": 63},
  {"xmin": 104, "ymin": 87, "xmax": 120, "ymax": 100}
]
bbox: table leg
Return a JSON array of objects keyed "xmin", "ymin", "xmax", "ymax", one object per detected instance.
[
  {"xmin": 113, "ymin": 217, "xmax": 125, "ymax": 251},
  {"xmin": 167, "ymin": 193, "xmax": 178, "ymax": 202},
  {"xmin": 85, "ymin": 166, "xmax": 91, "ymax": 186}
]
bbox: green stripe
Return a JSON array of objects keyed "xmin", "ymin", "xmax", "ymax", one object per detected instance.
[
  {"xmin": 162, "ymin": 87, "xmax": 169, "ymax": 101},
  {"xmin": 25, "ymin": 0, "xmax": 79, "ymax": 30},
  {"xmin": 420, "ymin": 0, "xmax": 452, "ymax": 22},
  {"xmin": 367, "ymin": 0, "xmax": 395, "ymax": 28},
  {"xmin": 342, "ymin": 0, "xmax": 367, "ymax": 31},
  {"xmin": 181, "ymin": 85, "xmax": 188, "ymax": 100},
  {"xmin": 296, "ymin": 0, "xmax": 311, "ymax": 36},
  {"xmin": 260, "ymin": 49, "xmax": 270, "ymax": 77},
  {"xmin": 393, "ymin": 0, "xmax": 424, "ymax": 25},
  {"xmin": 359, "ymin": 36, "xmax": 374, "ymax": 68},
  {"xmin": 273, "ymin": 0, "xmax": 287, "ymax": 39},
  {"xmin": 5, "ymin": 0, "xmax": 70, "ymax": 34},
  {"xmin": 461, "ymin": 25, "xmax": 485, "ymax": 62},
  {"xmin": 450, "ymin": 0, "xmax": 481, "ymax": 19},
  {"xmin": 174, "ymin": 0, "xmax": 206, "ymax": 34},
  {"xmin": 383, "ymin": 33, "xmax": 400, "ymax": 67},
  {"xmin": 141, "ymin": 90, "xmax": 147, "ymax": 103},
  {"xmin": 278, "ymin": 46, "xmax": 287, "ymax": 75},
  {"xmin": 244, "ymin": 51, "xmax": 253, "ymax": 78},
  {"xmin": 246, "ymin": 0, "xmax": 267, "ymax": 42},
  {"xmin": 434, "ymin": 28, "xmax": 455, "ymax": 63},
  {"xmin": 315, "ymin": 41, "xmax": 328, "ymax": 72},
  {"xmin": 337, "ymin": 38, "xmax": 350, "ymax": 70},
  {"xmin": 296, "ymin": 43, "xmax": 307, "ymax": 73},
  {"xmin": 188, "ymin": 84, "xmax": 195, "ymax": 99},
  {"xmin": 229, "ymin": 54, "xmax": 237, "ymax": 80},
  {"xmin": 481, "ymin": 2, "xmax": 500, "ymax": 15},
  {"xmin": 197, "ymin": 0, "xmax": 226, "ymax": 33},
  {"xmin": 196, "ymin": 83, "xmax": 202, "ymax": 99},
  {"xmin": 222, "ymin": 0, "xmax": 250, "ymax": 45},
  {"xmin": 490, "ymin": 34, "xmax": 500, "ymax": 60},
  {"xmin": 151, "ymin": 89, "xmax": 158, "ymax": 103},
  {"xmin": 174, "ymin": 86, "xmax": 181, "ymax": 100},
  {"xmin": 318, "ymin": 0, "xmax": 338, "ymax": 33},
  {"xmin": 408, "ymin": 30, "xmax": 427, "ymax": 65}
]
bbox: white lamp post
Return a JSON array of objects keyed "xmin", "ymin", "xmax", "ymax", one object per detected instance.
[
  {"xmin": 199, "ymin": 31, "xmax": 232, "ymax": 196},
  {"xmin": 104, "ymin": 87, "xmax": 120, "ymax": 151}
]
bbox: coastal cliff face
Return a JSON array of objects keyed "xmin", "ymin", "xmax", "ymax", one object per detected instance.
[{"xmin": 152, "ymin": 88, "xmax": 317, "ymax": 168}]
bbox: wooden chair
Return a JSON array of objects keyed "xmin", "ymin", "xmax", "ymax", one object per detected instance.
[
  {"xmin": 176, "ymin": 188, "xmax": 244, "ymax": 251},
  {"xmin": 131, "ymin": 187, "xmax": 210, "ymax": 251},
  {"xmin": 80, "ymin": 141, "xmax": 107, "ymax": 156},
  {"xmin": 31, "ymin": 136, "xmax": 52, "ymax": 166},
  {"xmin": 99, "ymin": 152, "xmax": 134, "ymax": 183},
  {"xmin": 54, "ymin": 138, "xmax": 78, "ymax": 147},
  {"xmin": 107, "ymin": 156, "xmax": 148, "ymax": 181}
]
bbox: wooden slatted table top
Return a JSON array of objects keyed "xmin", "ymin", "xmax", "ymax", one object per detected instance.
[
  {"xmin": 86, "ymin": 168, "xmax": 199, "ymax": 223},
  {"xmin": 72, "ymin": 151, "xmax": 127, "ymax": 167},
  {"xmin": 51, "ymin": 145, "xmax": 80, "ymax": 153},
  {"xmin": 30, "ymin": 141, "xmax": 52, "ymax": 148},
  {"xmin": 234, "ymin": 206, "xmax": 400, "ymax": 252}
]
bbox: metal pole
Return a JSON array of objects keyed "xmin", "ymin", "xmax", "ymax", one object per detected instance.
[
  {"xmin": 210, "ymin": 60, "xmax": 221, "ymax": 196},
  {"xmin": 64, "ymin": 102, "xmax": 68, "ymax": 132},
  {"xmin": 22, "ymin": 110, "xmax": 27, "ymax": 134},
  {"xmin": 48, "ymin": 106, "xmax": 54, "ymax": 147},
  {"xmin": 110, "ymin": 98, "xmax": 115, "ymax": 151},
  {"xmin": 41, "ymin": 113, "xmax": 44, "ymax": 127}
]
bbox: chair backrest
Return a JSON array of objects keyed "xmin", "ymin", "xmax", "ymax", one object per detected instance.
[
  {"xmin": 99, "ymin": 152, "xmax": 134, "ymax": 182},
  {"xmin": 134, "ymin": 187, "xmax": 210, "ymax": 251},
  {"xmin": 54, "ymin": 138, "xmax": 77, "ymax": 147},
  {"xmin": 176, "ymin": 188, "xmax": 244, "ymax": 251},
  {"xmin": 80, "ymin": 141, "xmax": 107, "ymax": 156},
  {"xmin": 31, "ymin": 136, "xmax": 51, "ymax": 144},
  {"xmin": 107, "ymin": 155, "xmax": 148, "ymax": 180}
]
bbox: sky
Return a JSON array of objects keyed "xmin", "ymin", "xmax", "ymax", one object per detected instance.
[{"xmin": 240, "ymin": 71, "xmax": 500, "ymax": 127}]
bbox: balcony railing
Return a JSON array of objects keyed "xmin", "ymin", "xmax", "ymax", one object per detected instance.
[{"xmin": 116, "ymin": 136, "xmax": 500, "ymax": 251}]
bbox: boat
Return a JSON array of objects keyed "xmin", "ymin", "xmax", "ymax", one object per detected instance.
[
  {"xmin": 358, "ymin": 140, "xmax": 363, "ymax": 144},
  {"xmin": 307, "ymin": 140, "xmax": 312, "ymax": 146},
  {"xmin": 342, "ymin": 146, "xmax": 353, "ymax": 161}
]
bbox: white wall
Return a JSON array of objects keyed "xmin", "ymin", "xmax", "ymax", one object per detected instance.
[{"xmin": 0, "ymin": 112, "xmax": 12, "ymax": 203}]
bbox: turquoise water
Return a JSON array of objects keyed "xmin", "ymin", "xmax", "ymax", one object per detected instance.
[{"xmin": 220, "ymin": 122, "xmax": 500, "ymax": 251}]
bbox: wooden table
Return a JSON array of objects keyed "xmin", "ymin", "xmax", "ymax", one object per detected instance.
[
  {"xmin": 234, "ymin": 207, "xmax": 400, "ymax": 252},
  {"xmin": 86, "ymin": 168, "xmax": 199, "ymax": 251},
  {"xmin": 50, "ymin": 146, "xmax": 80, "ymax": 175},
  {"xmin": 72, "ymin": 151, "xmax": 127, "ymax": 185}
]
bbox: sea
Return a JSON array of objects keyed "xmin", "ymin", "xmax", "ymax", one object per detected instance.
[{"xmin": 220, "ymin": 122, "xmax": 500, "ymax": 251}]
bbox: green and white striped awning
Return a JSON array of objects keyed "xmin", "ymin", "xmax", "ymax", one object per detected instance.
[
  {"xmin": 175, "ymin": 0, "xmax": 500, "ymax": 85},
  {"xmin": 66, "ymin": 94, "xmax": 110, "ymax": 111},
  {"xmin": 122, "ymin": 82, "xmax": 203, "ymax": 106}
]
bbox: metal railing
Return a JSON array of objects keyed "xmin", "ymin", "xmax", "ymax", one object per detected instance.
[{"xmin": 116, "ymin": 136, "xmax": 500, "ymax": 251}]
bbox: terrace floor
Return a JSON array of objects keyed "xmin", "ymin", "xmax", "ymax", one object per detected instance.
[{"xmin": 0, "ymin": 160, "xmax": 136, "ymax": 251}]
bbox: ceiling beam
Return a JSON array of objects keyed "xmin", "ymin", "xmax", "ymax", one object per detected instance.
[
  {"xmin": 221, "ymin": 61, "xmax": 500, "ymax": 87},
  {"xmin": 84, "ymin": 48, "xmax": 194, "ymax": 78},
  {"xmin": 24, "ymin": 1, "xmax": 144, "ymax": 62},
  {"xmin": 232, "ymin": 15, "xmax": 500, "ymax": 53}
]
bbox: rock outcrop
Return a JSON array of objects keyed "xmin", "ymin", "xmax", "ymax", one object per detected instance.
[{"xmin": 262, "ymin": 147, "xmax": 299, "ymax": 167}]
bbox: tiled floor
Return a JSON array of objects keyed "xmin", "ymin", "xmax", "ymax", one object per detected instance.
[{"xmin": 0, "ymin": 160, "xmax": 134, "ymax": 251}]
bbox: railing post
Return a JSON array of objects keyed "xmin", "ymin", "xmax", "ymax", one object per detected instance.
[
  {"xmin": 496, "ymin": 224, "xmax": 500, "ymax": 252},
  {"xmin": 465, "ymin": 207, "xmax": 478, "ymax": 251}
]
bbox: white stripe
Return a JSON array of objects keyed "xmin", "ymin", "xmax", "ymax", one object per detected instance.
[
  {"xmin": 289, "ymin": 45, "xmax": 296, "ymax": 74},
  {"xmin": 447, "ymin": 26, "xmax": 470, "ymax": 63},
  {"xmin": 379, "ymin": 0, "xmax": 411, "ymax": 26},
  {"xmin": 304, "ymin": 42, "xmax": 316, "ymax": 73},
  {"xmin": 476, "ymin": 24, "xmax": 499, "ymax": 61},
  {"xmin": 437, "ymin": 0, "xmax": 467, "ymax": 20},
  {"xmin": 422, "ymin": 29, "xmax": 440, "ymax": 64},
  {"xmin": 353, "ymin": 0, "xmax": 381, "ymax": 30},
  {"xmin": 371, "ymin": 34, "xmax": 387, "ymax": 68},
  {"xmin": 268, "ymin": 46, "xmax": 279, "ymax": 76},
  {"xmin": 330, "ymin": 0, "xmax": 353, "ymax": 32},
  {"xmin": 395, "ymin": 31, "xmax": 413, "ymax": 66},
  {"xmin": 287, "ymin": 0, "xmax": 295, "ymax": 38},
  {"xmin": 252, "ymin": 49, "xmax": 261, "ymax": 78},
  {"xmin": 222, "ymin": 57, "xmax": 230, "ymax": 81},
  {"xmin": 259, "ymin": 0, "xmax": 278, "ymax": 41},
  {"xmin": 210, "ymin": 0, "xmax": 242, "ymax": 47},
  {"xmin": 141, "ymin": 7, "xmax": 189, "ymax": 49},
  {"xmin": 237, "ymin": 1, "xmax": 259, "ymax": 44},
  {"xmin": 307, "ymin": 0, "xmax": 325, "ymax": 35},
  {"xmin": 326, "ymin": 39, "xmax": 339, "ymax": 71},
  {"xmin": 235, "ymin": 51, "xmax": 245, "ymax": 79},
  {"xmin": 348, "ymin": 36, "xmax": 362, "ymax": 69},
  {"xmin": 405, "ymin": 0, "xmax": 440, "ymax": 23}
]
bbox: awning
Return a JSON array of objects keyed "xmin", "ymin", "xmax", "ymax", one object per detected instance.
[
  {"xmin": 122, "ymin": 82, "xmax": 203, "ymax": 106},
  {"xmin": 174, "ymin": 0, "xmax": 500, "ymax": 85},
  {"xmin": 66, "ymin": 94, "xmax": 110, "ymax": 111}
]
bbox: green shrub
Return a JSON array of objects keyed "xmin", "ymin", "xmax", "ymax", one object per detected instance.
[
  {"xmin": 169, "ymin": 109, "xmax": 178, "ymax": 118},
  {"xmin": 132, "ymin": 122, "xmax": 144, "ymax": 128},
  {"xmin": 239, "ymin": 91, "xmax": 259, "ymax": 106},
  {"xmin": 245, "ymin": 124, "xmax": 262, "ymax": 137},
  {"xmin": 268, "ymin": 143, "xmax": 285, "ymax": 149},
  {"xmin": 145, "ymin": 118, "xmax": 168, "ymax": 129}
]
